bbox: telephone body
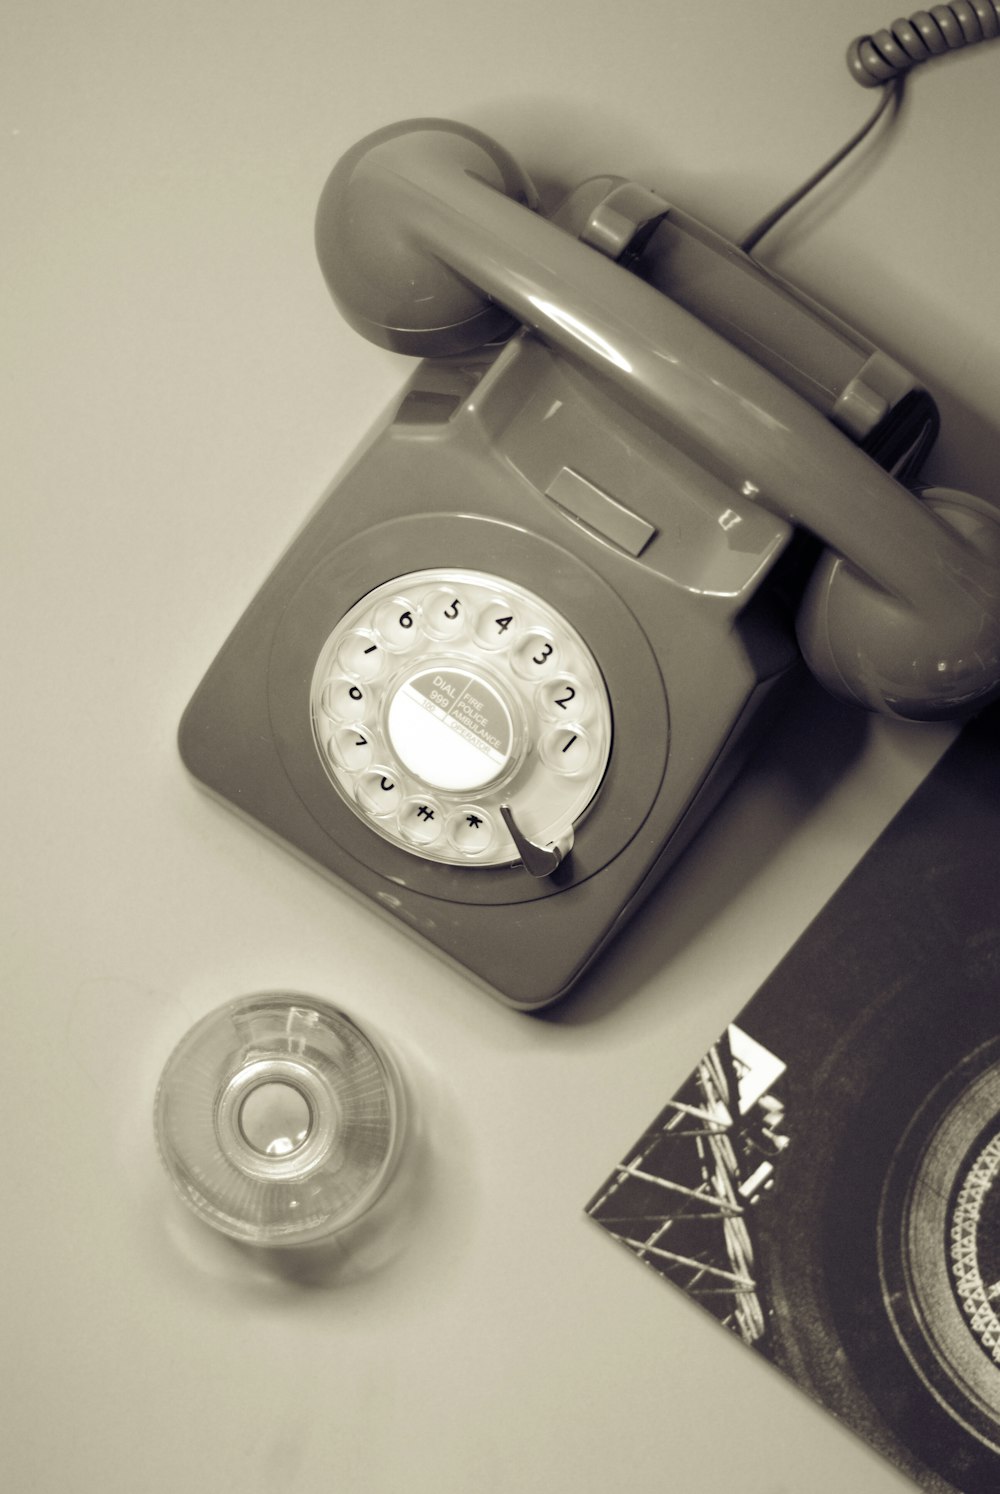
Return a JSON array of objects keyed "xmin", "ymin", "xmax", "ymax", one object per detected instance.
[{"xmin": 180, "ymin": 120, "xmax": 1000, "ymax": 1010}]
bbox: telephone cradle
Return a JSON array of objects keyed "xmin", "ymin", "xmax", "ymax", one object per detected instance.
[{"xmin": 179, "ymin": 120, "xmax": 1000, "ymax": 1010}]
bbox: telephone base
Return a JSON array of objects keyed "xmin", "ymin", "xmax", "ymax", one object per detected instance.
[{"xmin": 181, "ymin": 328, "xmax": 802, "ymax": 1008}]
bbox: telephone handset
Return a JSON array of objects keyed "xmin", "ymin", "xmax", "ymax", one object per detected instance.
[
  {"xmin": 180, "ymin": 117, "xmax": 1000, "ymax": 1009},
  {"xmin": 315, "ymin": 119, "xmax": 1000, "ymax": 721}
]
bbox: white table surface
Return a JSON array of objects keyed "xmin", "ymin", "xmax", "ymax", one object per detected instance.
[{"xmin": 4, "ymin": 3, "xmax": 998, "ymax": 1490}]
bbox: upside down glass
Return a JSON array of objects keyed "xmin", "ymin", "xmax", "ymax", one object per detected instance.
[{"xmin": 154, "ymin": 994, "xmax": 406, "ymax": 1247}]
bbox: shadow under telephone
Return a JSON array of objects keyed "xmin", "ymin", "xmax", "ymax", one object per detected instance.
[{"xmin": 180, "ymin": 24, "xmax": 1000, "ymax": 1009}]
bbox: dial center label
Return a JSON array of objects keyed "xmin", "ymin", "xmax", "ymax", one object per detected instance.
[{"xmin": 386, "ymin": 667, "xmax": 515, "ymax": 792}]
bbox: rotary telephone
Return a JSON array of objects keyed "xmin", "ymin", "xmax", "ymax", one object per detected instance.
[{"xmin": 180, "ymin": 69, "xmax": 1000, "ymax": 1009}]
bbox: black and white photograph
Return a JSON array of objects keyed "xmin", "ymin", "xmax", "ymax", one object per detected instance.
[
  {"xmin": 6, "ymin": 6, "xmax": 1000, "ymax": 1493},
  {"xmin": 589, "ymin": 710, "xmax": 1000, "ymax": 1493}
]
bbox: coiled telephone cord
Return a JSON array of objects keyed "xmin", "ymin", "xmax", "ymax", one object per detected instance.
[
  {"xmin": 848, "ymin": 3, "xmax": 1000, "ymax": 85},
  {"xmin": 740, "ymin": 9, "xmax": 998, "ymax": 253}
]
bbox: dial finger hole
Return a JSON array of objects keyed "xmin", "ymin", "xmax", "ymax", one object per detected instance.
[
  {"xmin": 398, "ymin": 796, "xmax": 444, "ymax": 847},
  {"xmin": 474, "ymin": 600, "xmax": 518, "ymax": 650},
  {"xmin": 356, "ymin": 769, "xmax": 403, "ymax": 818},
  {"xmin": 536, "ymin": 675, "xmax": 586, "ymax": 722},
  {"xmin": 447, "ymin": 807, "xmax": 496, "ymax": 857},
  {"xmin": 337, "ymin": 630, "xmax": 385, "ymax": 681},
  {"xmin": 539, "ymin": 724, "xmax": 592, "ymax": 775},
  {"xmin": 327, "ymin": 725, "xmax": 374, "ymax": 773},
  {"xmin": 511, "ymin": 630, "xmax": 559, "ymax": 680},
  {"xmin": 374, "ymin": 598, "xmax": 421, "ymax": 651},
  {"xmin": 322, "ymin": 679, "xmax": 369, "ymax": 721},
  {"xmin": 421, "ymin": 588, "xmax": 469, "ymax": 642}
]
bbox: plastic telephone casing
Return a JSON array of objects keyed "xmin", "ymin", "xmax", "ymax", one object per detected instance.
[
  {"xmin": 181, "ymin": 119, "xmax": 1000, "ymax": 1005},
  {"xmin": 180, "ymin": 332, "xmax": 799, "ymax": 1008}
]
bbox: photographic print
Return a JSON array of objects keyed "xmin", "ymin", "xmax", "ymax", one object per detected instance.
[{"xmin": 588, "ymin": 709, "xmax": 1000, "ymax": 1493}]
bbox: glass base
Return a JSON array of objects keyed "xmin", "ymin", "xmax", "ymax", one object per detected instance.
[{"xmin": 154, "ymin": 994, "xmax": 406, "ymax": 1247}]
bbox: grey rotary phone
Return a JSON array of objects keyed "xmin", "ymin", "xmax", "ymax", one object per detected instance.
[{"xmin": 180, "ymin": 114, "xmax": 1000, "ymax": 1009}]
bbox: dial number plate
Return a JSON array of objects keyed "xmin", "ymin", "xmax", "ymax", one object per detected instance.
[{"xmin": 310, "ymin": 570, "xmax": 612, "ymax": 867}]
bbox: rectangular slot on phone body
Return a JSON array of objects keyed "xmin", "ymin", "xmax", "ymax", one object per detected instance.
[{"xmin": 545, "ymin": 466, "xmax": 656, "ymax": 556}]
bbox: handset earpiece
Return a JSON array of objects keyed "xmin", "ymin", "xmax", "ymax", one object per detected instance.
[
  {"xmin": 797, "ymin": 485, "xmax": 1000, "ymax": 717},
  {"xmin": 315, "ymin": 119, "xmax": 536, "ymax": 356},
  {"xmin": 316, "ymin": 120, "xmax": 1000, "ymax": 721}
]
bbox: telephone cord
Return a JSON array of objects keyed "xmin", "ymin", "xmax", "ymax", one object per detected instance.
[
  {"xmin": 848, "ymin": 2, "xmax": 1000, "ymax": 86},
  {"xmin": 738, "ymin": 78, "xmax": 902, "ymax": 255},
  {"xmin": 740, "ymin": 5, "xmax": 998, "ymax": 255}
]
